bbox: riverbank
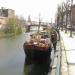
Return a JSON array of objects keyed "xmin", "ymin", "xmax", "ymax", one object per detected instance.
[
  {"xmin": 0, "ymin": 33, "xmax": 14, "ymax": 38},
  {"xmin": 0, "ymin": 32, "xmax": 22, "ymax": 38}
]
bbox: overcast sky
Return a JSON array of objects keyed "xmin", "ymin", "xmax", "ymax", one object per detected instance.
[{"xmin": 0, "ymin": 0, "xmax": 75, "ymax": 22}]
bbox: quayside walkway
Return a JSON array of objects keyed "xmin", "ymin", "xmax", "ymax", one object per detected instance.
[{"xmin": 51, "ymin": 30, "xmax": 75, "ymax": 75}]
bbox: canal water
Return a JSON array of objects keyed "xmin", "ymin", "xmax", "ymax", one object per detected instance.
[
  {"xmin": 0, "ymin": 33, "xmax": 31, "ymax": 75},
  {"xmin": 0, "ymin": 32, "xmax": 52, "ymax": 75}
]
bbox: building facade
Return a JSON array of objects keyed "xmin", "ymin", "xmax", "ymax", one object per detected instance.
[{"xmin": 0, "ymin": 7, "xmax": 15, "ymax": 29}]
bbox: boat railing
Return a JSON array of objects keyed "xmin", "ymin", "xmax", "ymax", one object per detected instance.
[{"xmin": 55, "ymin": 40, "xmax": 62, "ymax": 75}]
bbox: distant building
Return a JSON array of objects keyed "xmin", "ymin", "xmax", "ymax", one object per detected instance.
[
  {"xmin": 0, "ymin": 7, "xmax": 15, "ymax": 17},
  {"xmin": 0, "ymin": 7, "xmax": 15, "ymax": 29}
]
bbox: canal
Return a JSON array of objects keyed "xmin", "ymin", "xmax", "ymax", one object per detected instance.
[
  {"xmin": 0, "ymin": 32, "xmax": 53, "ymax": 75},
  {"xmin": 0, "ymin": 33, "xmax": 31, "ymax": 75}
]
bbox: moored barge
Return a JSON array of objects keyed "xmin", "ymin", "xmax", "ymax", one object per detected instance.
[{"xmin": 23, "ymin": 32, "xmax": 52, "ymax": 65}]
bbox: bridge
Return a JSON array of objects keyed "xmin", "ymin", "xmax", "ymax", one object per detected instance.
[{"xmin": 25, "ymin": 21, "xmax": 50, "ymax": 32}]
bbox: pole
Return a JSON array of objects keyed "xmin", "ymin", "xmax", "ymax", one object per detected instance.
[{"xmin": 38, "ymin": 13, "xmax": 41, "ymax": 33}]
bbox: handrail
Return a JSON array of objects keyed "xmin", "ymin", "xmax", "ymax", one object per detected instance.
[{"xmin": 55, "ymin": 40, "xmax": 61, "ymax": 75}]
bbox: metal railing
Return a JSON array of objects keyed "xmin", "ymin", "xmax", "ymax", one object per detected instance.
[{"xmin": 55, "ymin": 40, "xmax": 62, "ymax": 75}]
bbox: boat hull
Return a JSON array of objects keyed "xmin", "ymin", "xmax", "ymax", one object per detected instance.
[{"xmin": 23, "ymin": 43, "xmax": 52, "ymax": 65}]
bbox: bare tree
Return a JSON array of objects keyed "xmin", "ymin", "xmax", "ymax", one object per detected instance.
[
  {"xmin": 70, "ymin": 0, "xmax": 73, "ymax": 37},
  {"xmin": 63, "ymin": 1, "xmax": 70, "ymax": 33}
]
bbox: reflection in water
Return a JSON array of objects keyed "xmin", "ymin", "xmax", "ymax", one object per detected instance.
[
  {"xmin": 23, "ymin": 57, "xmax": 51, "ymax": 75},
  {"xmin": 0, "ymin": 33, "xmax": 27, "ymax": 75},
  {"xmin": 0, "ymin": 32, "xmax": 53, "ymax": 75}
]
